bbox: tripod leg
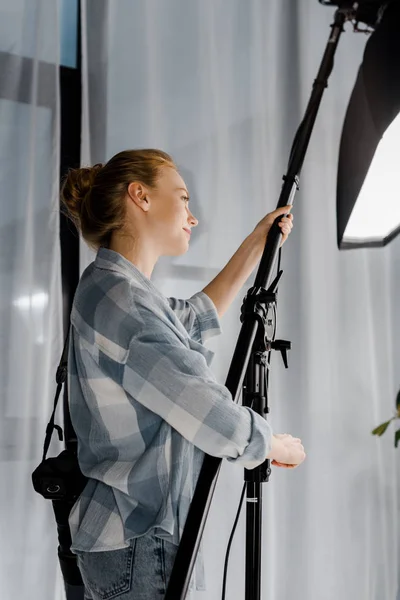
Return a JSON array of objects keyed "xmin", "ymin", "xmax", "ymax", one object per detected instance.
[{"xmin": 245, "ymin": 481, "xmax": 262, "ymax": 600}]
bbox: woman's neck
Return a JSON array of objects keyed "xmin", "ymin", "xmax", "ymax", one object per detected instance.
[{"xmin": 108, "ymin": 232, "xmax": 158, "ymax": 280}]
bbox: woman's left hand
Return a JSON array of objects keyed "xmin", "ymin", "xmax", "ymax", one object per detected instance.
[{"xmin": 253, "ymin": 205, "xmax": 294, "ymax": 247}]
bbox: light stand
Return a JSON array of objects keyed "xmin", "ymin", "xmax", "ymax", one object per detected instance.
[
  {"xmin": 165, "ymin": 6, "xmax": 353, "ymax": 599},
  {"xmin": 241, "ymin": 278, "xmax": 290, "ymax": 600}
]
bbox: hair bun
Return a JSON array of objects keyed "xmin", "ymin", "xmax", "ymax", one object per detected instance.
[{"xmin": 61, "ymin": 163, "xmax": 103, "ymax": 223}]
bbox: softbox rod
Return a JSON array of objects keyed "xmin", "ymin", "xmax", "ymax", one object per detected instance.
[{"xmin": 165, "ymin": 8, "xmax": 348, "ymax": 599}]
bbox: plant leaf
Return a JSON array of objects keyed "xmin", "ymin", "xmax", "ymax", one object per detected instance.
[
  {"xmin": 371, "ymin": 419, "xmax": 394, "ymax": 436},
  {"xmin": 395, "ymin": 429, "xmax": 400, "ymax": 448},
  {"xmin": 396, "ymin": 390, "xmax": 400, "ymax": 416}
]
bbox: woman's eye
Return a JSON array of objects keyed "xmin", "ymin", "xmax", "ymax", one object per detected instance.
[{"xmin": 182, "ymin": 196, "xmax": 189, "ymax": 203}]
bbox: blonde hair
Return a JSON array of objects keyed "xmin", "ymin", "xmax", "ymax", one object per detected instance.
[{"xmin": 60, "ymin": 149, "xmax": 177, "ymax": 251}]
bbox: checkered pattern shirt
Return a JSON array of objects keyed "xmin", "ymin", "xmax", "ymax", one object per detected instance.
[{"xmin": 68, "ymin": 247, "xmax": 272, "ymax": 562}]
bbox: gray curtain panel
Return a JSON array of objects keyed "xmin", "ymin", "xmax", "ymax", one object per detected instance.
[
  {"xmin": 0, "ymin": 0, "xmax": 64, "ymax": 599},
  {"xmin": 80, "ymin": 1, "xmax": 400, "ymax": 599}
]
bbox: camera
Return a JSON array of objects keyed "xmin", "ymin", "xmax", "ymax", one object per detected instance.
[{"xmin": 32, "ymin": 449, "xmax": 87, "ymax": 501}]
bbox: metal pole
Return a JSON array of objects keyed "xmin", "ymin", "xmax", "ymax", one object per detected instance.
[{"xmin": 244, "ymin": 349, "xmax": 270, "ymax": 600}]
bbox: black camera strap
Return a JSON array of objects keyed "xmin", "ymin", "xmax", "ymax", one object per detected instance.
[
  {"xmin": 42, "ymin": 325, "xmax": 71, "ymax": 461},
  {"xmin": 32, "ymin": 322, "xmax": 87, "ymax": 589}
]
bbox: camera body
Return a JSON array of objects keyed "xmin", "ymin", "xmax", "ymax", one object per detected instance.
[{"xmin": 32, "ymin": 449, "xmax": 87, "ymax": 501}]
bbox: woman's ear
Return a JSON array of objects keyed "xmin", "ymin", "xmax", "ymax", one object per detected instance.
[{"xmin": 127, "ymin": 182, "xmax": 150, "ymax": 212}]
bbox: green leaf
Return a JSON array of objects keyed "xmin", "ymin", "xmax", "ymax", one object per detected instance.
[
  {"xmin": 371, "ymin": 419, "xmax": 394, "ymax": 436},
  {"xmin": 396, "ymin": 390, "xmax": 400, "ymax": 415},
  {"xmin": 395, "ymin": 429, "xmax": 400, "ymax": 448}
]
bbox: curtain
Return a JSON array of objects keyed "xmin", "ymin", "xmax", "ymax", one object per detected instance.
[
  {"xmin": 80, "ymin": 1, "xmax": 400, "ymax": 598},
  {"xmin": 0, "ymin": 1, "xmax": 64, "ymax": 599}
]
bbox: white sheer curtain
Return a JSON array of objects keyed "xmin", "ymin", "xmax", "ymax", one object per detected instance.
[
  {"xmin": 0, "ymin": 1, "xmax": 64, "ymax": 599},
  {"xmin": 80, "ymin": 1, "xmax": 400, "ymax": 598}
]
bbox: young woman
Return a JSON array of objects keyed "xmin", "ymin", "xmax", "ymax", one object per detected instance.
[{"xmin": 61, "ymin": 149, "xmax": 305, "ymax": 600}]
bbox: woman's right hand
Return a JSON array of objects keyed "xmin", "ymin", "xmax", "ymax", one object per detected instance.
[{"xmin": 267, "ymin": 433, "xmax": 306, "ymax": 468}]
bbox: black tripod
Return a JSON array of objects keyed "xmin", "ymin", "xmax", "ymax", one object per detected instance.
[
  {"xmin": 165, "ymin": 6, "xmax": 354, "ymax": 599},
  {"xmin": 241, "ymin": 276, "xmax": 291, "ymax": 599}
]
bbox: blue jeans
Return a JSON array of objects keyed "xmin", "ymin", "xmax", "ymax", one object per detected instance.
[{"xmin": 77, "ymin": 534, "xmax": 178, "ymax": 600}]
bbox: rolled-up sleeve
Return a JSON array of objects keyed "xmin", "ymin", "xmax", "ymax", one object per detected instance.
[
  {"xmin": 167, "ymin": 291, "xmax": 222, "ymax": 344},
  {"xmin": 122, "ymin": 305, "xmax": 272, "ymax": 470}
]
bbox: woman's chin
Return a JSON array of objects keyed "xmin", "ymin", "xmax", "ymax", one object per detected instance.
[
  {"xmin": 175, "ymin": 247, "xmax": 189, "ymax": 257},
  {"xmin": 166, "ymin": 242, "xmax": 190, "ymax": 257}
]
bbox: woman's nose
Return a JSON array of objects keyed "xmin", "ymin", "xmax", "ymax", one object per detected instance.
[{"xmin": 188, "ymin": 212, "xmax": 198, "ymax": 227}]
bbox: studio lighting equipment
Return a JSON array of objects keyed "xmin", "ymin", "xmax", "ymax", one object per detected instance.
[{"xmin": 165, "ymin": 2, "xmax": 400, "ymax": 599}]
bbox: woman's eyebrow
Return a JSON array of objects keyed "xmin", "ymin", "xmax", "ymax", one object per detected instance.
[{"xmin": 175, "ymin": 187, "xmax": 190, "ymax": 199}]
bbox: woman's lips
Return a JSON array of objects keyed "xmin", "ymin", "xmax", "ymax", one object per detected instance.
[{"xmin": 183, "ymin": 228, "xmax": 191, "ymax": 236}]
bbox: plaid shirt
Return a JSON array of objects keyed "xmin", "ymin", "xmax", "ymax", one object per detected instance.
[{"xmin": 68, "ymin": 247, "xmax": 272, "ymax": 576}]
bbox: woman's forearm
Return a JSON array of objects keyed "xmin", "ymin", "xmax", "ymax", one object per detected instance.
[{"xmin": 202, "ymin": 231, "xmax": 264, "ymax": 318}]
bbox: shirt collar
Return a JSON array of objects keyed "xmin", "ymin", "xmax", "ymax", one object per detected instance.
[{"xmin": 95, "ymin": 247, "xmax": 162, "ymax": 297}]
